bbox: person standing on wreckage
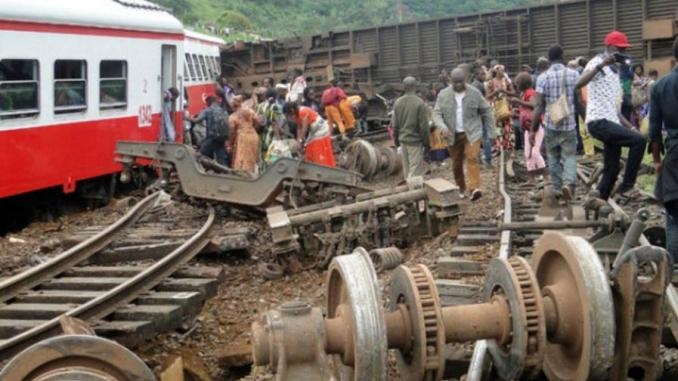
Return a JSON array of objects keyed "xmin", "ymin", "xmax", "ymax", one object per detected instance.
[
  {"xmin": 392, "ymin": 76, "xmax": 430, "ymax": 179},
  {"xmin": 433, "ymin": 68, "xmax": 496, "ymax": 201}
]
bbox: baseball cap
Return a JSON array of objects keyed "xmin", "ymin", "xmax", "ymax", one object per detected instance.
[{"xmin": 604, "ymin": 30, "xmax": 632, "ymax": 48}]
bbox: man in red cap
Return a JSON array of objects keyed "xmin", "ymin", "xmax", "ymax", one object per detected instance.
[{"xmin": 576, "ymin": 30, "xmax": 646, "ymax": 200}]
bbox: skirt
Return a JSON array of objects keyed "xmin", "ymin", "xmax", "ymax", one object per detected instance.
[
  {"xmin": 233, "ymin": 129, "xmax": 260, "ymax": 175},
  {"xmin": 305, "ymin": 136, "xmax": 336, "ymax": 167}
]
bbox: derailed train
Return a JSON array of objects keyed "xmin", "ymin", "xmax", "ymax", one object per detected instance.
[{"xmin": 221, "ymin": 0, "xmax": 677, "ymax": 101}]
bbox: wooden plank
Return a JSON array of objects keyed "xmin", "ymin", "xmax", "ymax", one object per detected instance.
[
  {"xmin": 0, "ymin": 303, "xmax": 75, "ymax": 319},
  {"xmin": 0, "ymin": 319, "xmax": 47, "ymax": 338},
  {"xmin": 64, "ymin": 265, "xmax": 225, "ymax": 281},
  {"xmin": 436, "ymin": 257, "xmax": 485, "ymax": 277},
  {"xmin": 112, "ymin": 305, "xmax": 182, "ymax": 326},
  {"xmin": 93, "ymin": 320, "xmax": 155, "ymax": 342},
  {"xmin": 41, "ymin": 277, "xmax": 128, "ymax": 291},
  {"xmin": 156, "ymin": 278, "xmax": 219, "ymax": 298},
  {"xmin": 15, "ymin": 290, "xmax": 102, "ymax": 304},
  {"xmin": 89, "ymin": 243, "xmax": 182, "ymax": 264}
]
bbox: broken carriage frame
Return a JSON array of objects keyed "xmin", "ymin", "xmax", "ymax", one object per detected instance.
[
  {"xmin": 115, "ymin": 141, "xmax": 366, "ymax": 208},
  {"xmin": 267, "ymin": 177, "xmax": 462, "ymax": 267}
]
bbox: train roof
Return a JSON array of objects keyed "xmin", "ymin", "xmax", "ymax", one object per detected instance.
[
  {"xmin": 184, "ymin": 29, "xmax": 226, "ymax": 46},
  {"xmin": 0, "ymin": 0, "xmax": 183, "ymax": 35}
]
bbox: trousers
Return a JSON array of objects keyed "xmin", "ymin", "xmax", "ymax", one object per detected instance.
[
  {"xmin": 543, "ymin": 129, "xmax": 577, "ymax": 190},
  {"xmin": 449, "ymin": 132, "xmax": 481, "ymax": 193},
  {"xmin": 401, "ymin": 144, "xmax": 426, "ymax": 179},
  {"xmin": 587, "ymin": 119, "xmax": 646, "ymax": 199}
]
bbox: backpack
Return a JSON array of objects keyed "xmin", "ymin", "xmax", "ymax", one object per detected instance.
[{"xmin": 206, "ymin": 106, "xmax": 229, "ymax": 139}]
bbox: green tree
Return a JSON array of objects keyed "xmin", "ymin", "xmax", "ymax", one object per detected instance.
[{"xmin": 217, "ymin": 10, "xmax": 253, "ymax": 32}]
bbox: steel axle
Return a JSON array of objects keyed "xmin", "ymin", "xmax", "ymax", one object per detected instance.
[{"xmin": 252, "ymin": 231, "xmax": 617, "ymax": 381}]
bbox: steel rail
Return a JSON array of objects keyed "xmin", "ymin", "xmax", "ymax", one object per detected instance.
[
  {"xmin": 467, "ymin": 148, "xmax": 512, "ymax": 381},
  {"xmin": 0, "ymin": 206, "xmax": 215, "ymax": 360},
  {"xmin": 0, "ymin": 191, "xmax": 161, "ymax": 304}
]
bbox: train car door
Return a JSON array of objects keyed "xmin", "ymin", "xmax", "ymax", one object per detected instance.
[{"xmin": 160, "ymin": 44, "xmax": 179, "ymax": 140}]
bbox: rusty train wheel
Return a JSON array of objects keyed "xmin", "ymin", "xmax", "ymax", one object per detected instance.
[
  {"xmin": 532, "ymin": 231, "xmax": 615, "ymax": 381},
  {"xmin": 326, "ymin": 248, "xmax": 388, "ymax": 380},
  {"xmin": 484, "ymin": 257, "xmax": 546, "ymax": 380},
  {"xmin": 388, "ymin": 264, "xmax": 445, "ymax": 381},
  {"xmin": 0, "ymin": 335, "xmax": 155, "ymax": 381}
]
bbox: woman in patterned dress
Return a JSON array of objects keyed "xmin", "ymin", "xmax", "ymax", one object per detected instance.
[
  {"xmin": 228, "ymin": 96, "xmax": 261, "ymax": 176},
  {"xmin": 486, "ymin": 65, "xmax": 516, "ymax": 157}
]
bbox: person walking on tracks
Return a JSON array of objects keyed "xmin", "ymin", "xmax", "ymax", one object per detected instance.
[
  {"xmin": 649, "ymin": 37, "xmax": 678, "ymax": 262},
  {"xmin": 433, "ymin": 68, "xmax": 496, "ymax": 201},
  {"xmin": 576, "ymin": 30, "xmax": 646, "ymax": 200},
  {"xmin": 392, "ymin": 76, "xmax": 430, "ymax": 179},
  {"xmin": 186, "ymin": 95, "xmax": 230, "ymax": 166},
  {"xmin": 531, "ymin": 45, "xmax": 582, "ymax": 200}
]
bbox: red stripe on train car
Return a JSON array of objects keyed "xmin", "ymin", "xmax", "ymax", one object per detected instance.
[
  {"xmin": 0, "ymin": 113, "xmax": 175, "ymax": 198},
  {"xmin": 0, "ymin": 19, "xmax": 184, "ymax": 40}
]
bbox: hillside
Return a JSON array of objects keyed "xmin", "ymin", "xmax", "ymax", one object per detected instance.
[{"xmin": 155, "ymin": 0, "xmax": 544, "ymax": 40}]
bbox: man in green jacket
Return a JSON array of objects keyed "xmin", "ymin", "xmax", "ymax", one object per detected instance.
[
  {"xmin": 433, "ymin": 68, "xmax": 496, "ymax": 200},
  {"xmin": 392, "ymin": 76, "xmax": 430, "ymax": 179}
]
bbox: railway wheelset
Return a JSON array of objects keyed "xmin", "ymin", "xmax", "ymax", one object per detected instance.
[{"xmin": 251, "ymin": 232, "xmax": 671, "ymax": 381}]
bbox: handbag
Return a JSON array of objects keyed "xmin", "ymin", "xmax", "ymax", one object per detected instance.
[
  {"xmin": 547, "ymin": 69, "xmax": 571, "ymax": 125},
  {"xmin": 494, "ymin": 98, "xmax": 511, "ymax": 121}
]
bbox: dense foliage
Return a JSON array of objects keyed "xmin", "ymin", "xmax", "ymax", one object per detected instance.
[{"xmin": 154, "ymin": 0, "xmax": 546, "ymax": 39}]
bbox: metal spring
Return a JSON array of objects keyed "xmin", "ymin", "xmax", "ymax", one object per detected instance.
[{"xmin": 369, "ymin": 247, "xmax": 404, "ymax": 273}]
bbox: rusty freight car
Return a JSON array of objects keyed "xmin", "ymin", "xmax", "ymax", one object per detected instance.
[{"xmin": 221, "ymin": 0, "xmax": 677, "ymax": 98}]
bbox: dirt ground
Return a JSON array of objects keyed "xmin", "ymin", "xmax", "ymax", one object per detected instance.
[
  {"xmin": 133, "ymin": 159, "xmax": 503, "ymax": 380},
  {"xmin": 0, "ymin": 159, "xmax": 501, "ymax": 380}
]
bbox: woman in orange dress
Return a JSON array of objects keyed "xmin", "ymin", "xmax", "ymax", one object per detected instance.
[
  {"xmin": 228, "ymin": 97, "xmax": 261, "ymax": 175},
  {"xmin": 282, "ymin": 102, "xmax": 336, "ymax": 167}
]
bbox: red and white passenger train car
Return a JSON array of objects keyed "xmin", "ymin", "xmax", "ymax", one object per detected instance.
[
  {"xmin": 0, "ymin": 0, "xmax": 192, "ymax": 202},
  {"xmin": 183, "ymin": 30, "xmax": 224, "ymax": 116}
]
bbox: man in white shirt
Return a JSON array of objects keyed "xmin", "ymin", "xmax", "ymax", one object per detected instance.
[
  {"xmin": 576, "ymin": 30, "xmax": 646, "ymax": 200},
  {"xmin": 433, "ymin": 68, "xmax": 495, "ymax": 201}
]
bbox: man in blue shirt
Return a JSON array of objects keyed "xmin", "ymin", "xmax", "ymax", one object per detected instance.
[
  {"xmin": 649, "ymin": 37, "xmax": 678, "ymax": 262},
  {"xmin": 531, "ymin": 45, "xmax": 582, "ymax": 200}
]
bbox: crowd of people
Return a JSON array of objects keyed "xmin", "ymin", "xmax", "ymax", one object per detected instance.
[
  {"xmin": 393, "ymin": 31, "xmax": 678, "ymax": 264},
  {"xmin": 393, "ymin": 30, "xmax": 663, "ymax": 206},
  {"xmin": 164, "ymin": 71, "xmax": 368, "ymax": 178},
  {"xmin": 162, "ymin": 30, "xmax": 678, "ymax": 263}
]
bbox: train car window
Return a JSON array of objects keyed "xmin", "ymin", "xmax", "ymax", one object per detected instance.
[
  {"xmin": 213, "ymin": 56, "xmax": 221, "ymax": 76},
  {"xmin": 100, "ymin": 60, "xmax": 127, "ymax": 110},
  {"xmin": 192, "ymin": 54, "xmax": 203, "ymax": 81},
  {"xmin": 183, "ymin": 61, "xmax": 189, "ymax": 82},
  {"xmin": 200, "ymin": 56, "xmax": 214, "ymax": 81},
  {"xmin": 0, "ymin": 59, "xmax": 39, "ymax": 120},
  {"xmin": 199, "ymin": 55, "xmax": 208, "ymax": 81},
  {"xmin": 54, "ymin": 60, "xmax": 87, "ymax": 114},
  {"xmin": 205, "ymin": 56, "xmax": 214, "ymax": 80},
  {"xmin": 185, "ymin": 53, "xmax": 196, "ymax": 82}
]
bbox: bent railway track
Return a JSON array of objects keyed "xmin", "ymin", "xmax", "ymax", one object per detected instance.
[
  {"xmin": 459, "ymin": 153, "xmax": 673, "ymax": 380},
  {"xmin": 0, "ymin": 192, "xmax": 216, "ymax": 361}
]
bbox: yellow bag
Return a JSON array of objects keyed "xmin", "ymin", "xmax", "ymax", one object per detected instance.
[
  {"xmin": 640, "ymin": 116, "xmax": 649, "ymax": 136},
  {"xmin": 578, "ymin": 116, "xmax": 595, "ymax": 158},
  {"xmin": 494, "ymin": 98, "xmax": 511, "ymax": 121}
]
